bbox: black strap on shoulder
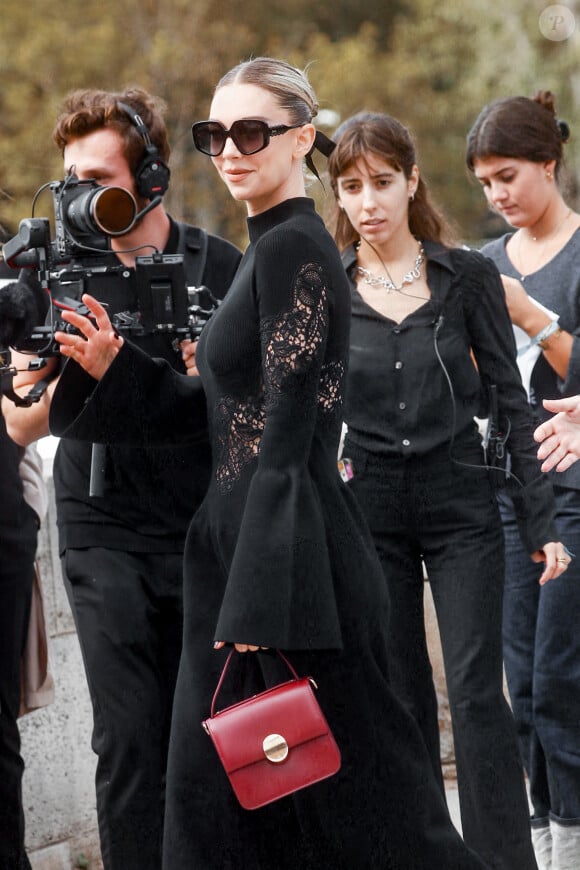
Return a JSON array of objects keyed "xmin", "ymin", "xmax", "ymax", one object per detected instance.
[{"xmin": 176, "ymin": 223, "xmax": 208, "ymax": 287}]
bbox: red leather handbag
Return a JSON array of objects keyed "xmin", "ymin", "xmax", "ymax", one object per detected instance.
[{"xmin": 202, "ymin": 649, "xmax": 341, "ymax": 810}]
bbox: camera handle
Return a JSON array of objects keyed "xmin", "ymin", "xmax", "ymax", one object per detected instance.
[{"xmin": 0, "ymin": 352, "xmax": 53, "ymax": 407}]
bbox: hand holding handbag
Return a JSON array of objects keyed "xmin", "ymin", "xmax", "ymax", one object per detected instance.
[{"xmin": 202, "ymin": 649, "xmax": 341, "ymax": 810}]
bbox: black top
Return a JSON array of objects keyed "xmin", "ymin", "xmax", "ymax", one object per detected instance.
[
  {"xmin": 50, "ymin": 198, "xmax": 383, "ymax": 649},
  {"xmin": 342, "ymin": 240, "xmax": 556, "ymax": 552},
  {"xmin": 20, "ymin": 218, "xmax": 241, "ymax": 553}
]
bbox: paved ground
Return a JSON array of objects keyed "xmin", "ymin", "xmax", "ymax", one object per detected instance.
[{"xmin": 446, "ymin": 784, "xmax": 462, "ymax": 833}]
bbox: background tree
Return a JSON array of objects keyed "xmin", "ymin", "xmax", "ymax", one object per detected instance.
[{"xmin": 0, "ymin": 0, "xmax": 578, "ymax": 249}]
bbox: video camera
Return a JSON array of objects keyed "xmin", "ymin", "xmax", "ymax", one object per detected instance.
[{"xmin": 0, "ymin": 173, "xmax": 220, "ymax": 402}]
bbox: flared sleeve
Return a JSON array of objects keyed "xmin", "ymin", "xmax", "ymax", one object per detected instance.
[
  {"xmin": 464, "ymin": 252, "xmax": 557, "ymax": 552},
  {"xmin": 214, "ymin": 226, "xmax": 343, "ymax": 650},
  {"xmin": 50, "ymin": 340, "xmax": 208, "ymax": 447}
]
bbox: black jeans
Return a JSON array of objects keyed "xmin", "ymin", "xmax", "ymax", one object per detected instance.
[
  {"xmin": 344, "ymin": 437, "xmax": 537, "ymax": 870},
  {"xmin": 62, "ymin": 547, "xmax": 184, "ymax": 870},
  {"xmin": 0, "ymin": 532, "xmax": 35, "ymax": 870}
]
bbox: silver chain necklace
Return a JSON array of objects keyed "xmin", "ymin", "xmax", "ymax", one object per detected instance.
[{"xmin": 356, "ymin": 242, "xmax": 425, "ymax": 292}]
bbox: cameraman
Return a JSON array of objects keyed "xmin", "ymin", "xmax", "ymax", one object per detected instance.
[{"xmin": 1, "ymin": 88, "xmax": 241, "ymax": 870}]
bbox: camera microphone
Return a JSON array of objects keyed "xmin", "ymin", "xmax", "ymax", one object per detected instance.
[
  {"xmin": 125, "ymin": 196, "xmax": 163, "ymax": 233},
  {"xmin": 0, "ymin": 279, "xmax": 48, "ymax": 349}
]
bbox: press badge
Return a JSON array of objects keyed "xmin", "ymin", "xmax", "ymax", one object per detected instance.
[{"xmin": 338, "ymin": 458, "xmax": 354, "ymax": 482}]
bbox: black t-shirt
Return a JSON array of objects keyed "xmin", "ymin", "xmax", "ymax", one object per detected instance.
[{"xmin": 25, "ymin": 218, "xmax": 241, "ymax": 553}]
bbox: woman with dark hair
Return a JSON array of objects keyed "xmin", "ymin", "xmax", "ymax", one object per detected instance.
[
  {"xmin": 45, "ymin": 60, "xmax": 489, "ymax": 869},
  {"xmin": 327, "ymin": 110, "xmax": 568, "ymax": 869},
  {"xmin": 467, "ymin": 90, "xmax": 580, "ymax": 870}
]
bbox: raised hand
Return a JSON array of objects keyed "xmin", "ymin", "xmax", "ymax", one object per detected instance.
[
  {"xmin": 55, "ymin": 294, "xmax": 124, "ymax": 381},
  {"xmin": 534, "ymin": 396, "xmax": 580, "ymax": 472}
]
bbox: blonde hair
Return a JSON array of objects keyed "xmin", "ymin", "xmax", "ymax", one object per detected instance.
[{"xmin": 216, "ymin": 57, "xmax": 319, "ymax": 126}]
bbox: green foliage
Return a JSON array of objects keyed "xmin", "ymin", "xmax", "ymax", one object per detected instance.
[
  {"xmin": 0, "ymin": 0, "xmax": 578, "ymax": 247},
  {"xmin": 301, "ymin": 0, "xmax": 580, "ymax": 242}
]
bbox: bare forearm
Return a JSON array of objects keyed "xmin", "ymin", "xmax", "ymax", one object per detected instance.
[
  {"xmin": 1, "ymin": 381, "xmax": 56, "ymax": 446},
  {"xmin": 540, "ymin": 330, "xmax": 573, "ymax": 380}
]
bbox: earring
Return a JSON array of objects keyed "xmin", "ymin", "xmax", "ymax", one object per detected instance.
[
  {"xmin": 546, "ymin": 171, "xmax": 553, "ymax": 179},
  {"xmin": 409, "ymin": 192, "xmax": 415, "ymax": 202}
]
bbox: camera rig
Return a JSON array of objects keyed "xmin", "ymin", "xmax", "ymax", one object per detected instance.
[{"xmin": 0, "ymin": 173, "xmax": 220, "ymax": 406}]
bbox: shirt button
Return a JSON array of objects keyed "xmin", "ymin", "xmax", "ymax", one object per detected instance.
[
  {"xmin": 399, "ymin": 402, "xmax": 406, "ymax": 410},
  {"xmin": 393, "ymin": 328, "xmax": 401, "ymax": 334},
  {"xmin": 395, "ymin": 361, "xmax": 403, "ymax": 370},
  {"xmin": 402, "ymin": 439, "xmax": 411, "ymax": 447}
]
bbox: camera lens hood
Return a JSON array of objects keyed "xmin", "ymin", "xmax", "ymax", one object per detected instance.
[{"xmin": 67, "ymin": 185, "xmax": 137, "ymax": 237}]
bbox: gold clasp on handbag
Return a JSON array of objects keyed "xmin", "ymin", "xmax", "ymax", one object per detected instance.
[{"xmin": 262, "ymin": 733, "xmax": 289, "ymax": 763}]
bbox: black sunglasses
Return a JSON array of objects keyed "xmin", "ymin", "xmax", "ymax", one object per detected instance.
[{"xmin": 191, "ymin": 119, "xmax": 304, "ymax": 157}]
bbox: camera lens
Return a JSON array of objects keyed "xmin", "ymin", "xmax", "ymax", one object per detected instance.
[{"xmin": 66, "ymin": 186, "xmax": 137, "ymax": 237}]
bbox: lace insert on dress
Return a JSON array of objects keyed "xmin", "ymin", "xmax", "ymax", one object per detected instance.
[{"xmin": 215, "ymin": 262, "xmax": 344, "ymax": 493}]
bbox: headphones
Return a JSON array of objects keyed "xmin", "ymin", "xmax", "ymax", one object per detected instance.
[{"xmin": 118, "ymin": 101, "xmax": 170, "ymax": 200}]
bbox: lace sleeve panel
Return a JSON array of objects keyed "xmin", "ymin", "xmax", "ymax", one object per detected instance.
[
  {"xmin": 214, "ymin": 260, "xmax": 344, "ymax": 492},
  {"xmin": 261, "ymin": 261, "xmax": 328, "ymax": 400},
  {"xmin": 258, "ymin": 260, "xmax": 338, "ymax": 460},
  {"xmin": 262, "ymin": 259, "xmax": 345, "ymax": 424}
]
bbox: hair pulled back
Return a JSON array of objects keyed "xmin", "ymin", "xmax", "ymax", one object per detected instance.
[
  {"xmin": 216, "ymin": 57, "xmax": 319, "ymax": 127},
  {"xmin": 466, "ymin": 90, "xmax": 569, "ymax": 179},
  {"xmin": 327, "ymin": 112, "xmax": 453, "ymax": 250},
  {"xmin": 215, "ymin": 57, "xmax": 335, "ymax": 178}
]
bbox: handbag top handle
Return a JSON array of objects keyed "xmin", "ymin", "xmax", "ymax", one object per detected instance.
[{"xmin": 210, "ymin": 649, "xmax": 301, "ymax": 718}]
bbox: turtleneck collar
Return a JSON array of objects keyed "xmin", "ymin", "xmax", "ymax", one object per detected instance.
[{"xmin": 247, "ymin": 197, "xmax": 316, "ymax": 243}]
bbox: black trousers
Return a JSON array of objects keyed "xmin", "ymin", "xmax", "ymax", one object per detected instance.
[
  {"xmin": 0, "ymin": 529, "xmax": 35, "ymax": 870},
  {"xmin": 344, "ymin": 437, "xmax": 537, "ymax": 870},
  {"xmin": 62, "ymin": 547, "xmax": 184, "ymax": 870}
]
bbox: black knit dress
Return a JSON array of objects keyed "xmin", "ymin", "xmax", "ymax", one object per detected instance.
[{"xmin": 51, "ymin": 198, "xmax": 487, "ymax": 869}]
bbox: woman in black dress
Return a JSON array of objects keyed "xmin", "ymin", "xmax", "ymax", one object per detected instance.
[{"xmin": 50, "ymin": 59, "xmax": 488, "ymax": 868}]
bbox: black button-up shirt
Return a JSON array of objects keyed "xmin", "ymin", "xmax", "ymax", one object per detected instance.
[{"xmin": 342, "ymin": 239, "xmax": 556, "ymax": 551}]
